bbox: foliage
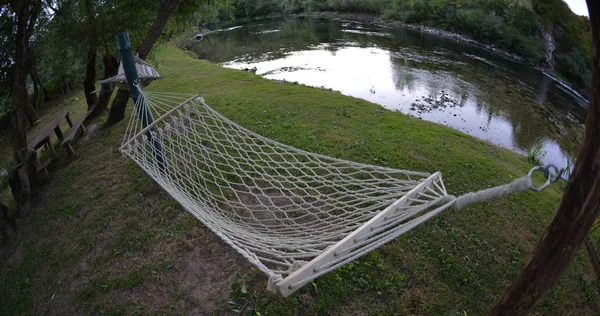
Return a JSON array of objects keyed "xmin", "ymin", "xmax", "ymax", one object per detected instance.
[
  {"xmin": 532, "ymin": 0, "xmax": 592, "ymax": 95},
  {"xmin": 555, "ymin": 48, "xmax": 592, "ymax": 94},
  {"xmin": 229, "ymin": 274, "xmax": 271, "ymax": 315}
]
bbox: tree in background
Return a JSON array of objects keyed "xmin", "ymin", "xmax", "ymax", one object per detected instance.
[
  {"xmin": 106, "ymin": 0, "xmax": 209, "ymax": 124},
  {"xmin": 5, "ymin": 0, "xmax": 44, "ymax": 216}
]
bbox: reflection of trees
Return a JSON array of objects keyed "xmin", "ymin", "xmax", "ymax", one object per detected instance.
[
  {"xmin": 389, "ymin": 54, "xmax": 472, "ymax": 109},
  {"xmin": 473, "ymin": 68, "xmax": 582, "ymax": 156},
  {"xmin": 188, "ymin": 18, "xmax": 350, "ymax": 63},
  {"xmin": 190, "ymin": 17, "xmax": 584, "ymax": 160},
  {"xmin": 387, "ymin": 45, "xmax": 582, "ymax": 158},
  {"xmin": 390, "ymin": 62, "xmax": 416, "ymax": 93}
]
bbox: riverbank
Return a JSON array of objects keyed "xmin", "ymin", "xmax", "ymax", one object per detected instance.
[
  {"xmin": 295, "ymin": 11, "xmax": 528, "ymax": 63},
  {"xmin": 284, "ymin": 11, "xmax": 587, "ymax": 102},
  {"xmin": 0, "ymin": 42, "xmax": 597, "ymax": 314}
]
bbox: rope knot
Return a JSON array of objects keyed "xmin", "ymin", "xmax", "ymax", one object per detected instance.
[{"xmin": 266, "ymin": 273, "xmax": 283, "ymax": 293}]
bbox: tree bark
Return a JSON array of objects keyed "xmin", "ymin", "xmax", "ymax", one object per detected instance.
[
  {"xmin": 23, "ymin": 91, "xmax": 39, "ymax": 127},
  {"xmin": 105, "ymin": 0, "xmax": 180, "ymax": 124},
  {"xmin": 83, "ymin": 0, "xmax": 97, "ymax": 110},
  {"xmin": 29, "ymin": 65, "xmax": 49, "ymax": 102},
  {"xmin": 84, "ymin": 44, "xmax": 98, "ymax": 110},
  {"xmin": 489, "ymin": 1, "xmax": 600, "ymax": 314},
  {"xmin": 137, "ymin": 0, "xmax": 181, "ymax": 60},
  {"xmin": 0, "ymin": 201, "xmax": 17, "ymax": 247},
  {"xmin": 0, "ymin": 174, "xmax": 17, "ymax": 247},
  {"xmin": 30, "ymin": 68, "xmax": 40, "ymax": 109},
  {"xmin": 106, "ymin": 89, "xmax": 130, "ymax": 124},
  {"xmin": 9, "ymin": 0, "xmax": 41, "ymax": 216},
  {"xmin": 91, "ymin": 53, "xmax": 118, "ymax": 118}
]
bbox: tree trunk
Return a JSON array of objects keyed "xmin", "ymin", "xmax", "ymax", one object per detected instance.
[
  {"xmin": 105, "ymin": 0, "xmax": 180, "ymax": 124},
  {"xmin": 0, "ymin": 201, "xmax": 17, "ymax": 247},
  {"xmin": 489, "ymin": 1, "xmax": 600, "ymax": 314},
  {"xmin": 9, "ymin": 0, "xmax": 41, "ymax": 216},
  {"xmin": 137, "ymin": 0, "xmax": 181, "ymax": 60},
  {"xmin": 83, "ymin": 0, "xmax": 97, "ymax": 110},
  {"xmin": 91, "ymin": 53, "xmax": 118, "ymax": 118},
  {"xmin": 23, "ymin": 96, "xmax": 39, "ymax": 127},
  {"xmin": 30, "ymin": 65, "xmax": 50, "ymax": 102},
  {"xmin": 106, "ymin": 89, "xmax": 130, "ymax": 125},
  {"xmin": 30, "ymin": 68, "xmax": 39, "ymax": 109},
  {"xmin": 84, "ymin": 44, "xmax": 98, "ymax": 110},
  {"xmin": 0, "ymin": 174, "xmax": 17, "ymax": 247}
]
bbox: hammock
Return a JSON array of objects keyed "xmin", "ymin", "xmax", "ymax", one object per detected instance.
[{"xmin": 121, "ymin": 89, "xmax": 543, "ymax": 297}]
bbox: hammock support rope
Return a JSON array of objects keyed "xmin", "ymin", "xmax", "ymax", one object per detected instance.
[{"xmin": 120, "ymin": 89, "xmax": 552, "ymax": 297}]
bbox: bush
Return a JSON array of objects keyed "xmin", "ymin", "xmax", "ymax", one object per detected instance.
[
  {"xmin": 234, "ymin": 0, "xmax": 279, "ymax": 18},
  {"xmin": 555, "ymin": 48, "xmax": 592, "ymax": 95},
  {"xmin": 281, "ymin": 0, "xmax": 303, "ymax": 14},
  {"xmin": 304, "ymin": 0, "xmax": 329, "ymax": 12}
]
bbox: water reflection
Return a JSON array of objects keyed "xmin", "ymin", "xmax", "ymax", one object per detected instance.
[{"xmin": 187, "ymin": 18, "xmax": 587, "ymax": 169}]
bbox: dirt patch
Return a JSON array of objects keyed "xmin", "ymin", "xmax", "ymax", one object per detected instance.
[
  {"xmin": 7, "ymin": 241, "xmax": 23, "ymax": 265},
  {"xmin": 176, "ymin": 234, "xmax": 251, "ymax": 313}
]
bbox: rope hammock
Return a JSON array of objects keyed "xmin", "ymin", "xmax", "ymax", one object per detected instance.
[{"xmin": 121, "ymin": 88, "xmax": 551, "ymax": 297}]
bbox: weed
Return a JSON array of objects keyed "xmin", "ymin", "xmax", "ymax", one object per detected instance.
[
  {"xmin": 526, "ymin": 138, "xmax": 546, "ymax": 166},
  {"xmin": 229, "ymin": 273, "xmax": 270, "ymax": 315}
]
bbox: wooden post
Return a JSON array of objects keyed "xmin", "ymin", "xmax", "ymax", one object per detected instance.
[{"xmin": 489, "ymin": 2, "xmax": 600, "ymax": 314}]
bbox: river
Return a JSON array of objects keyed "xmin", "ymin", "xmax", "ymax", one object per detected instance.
[{"xmin": 186, "ymin": 18, "xmax": 588, "ymax": 170}]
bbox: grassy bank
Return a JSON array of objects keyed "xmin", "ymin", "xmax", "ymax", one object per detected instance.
[{"xmin": 0, "ymin": 43, "xmax": 597, "ymax": 314}]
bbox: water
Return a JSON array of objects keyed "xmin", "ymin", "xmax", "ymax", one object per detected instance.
[{"xmin": 186, "ymin": 18, "xmax": 588, "ymax": 170}]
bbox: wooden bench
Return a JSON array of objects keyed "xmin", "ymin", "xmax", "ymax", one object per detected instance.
[
  {"xmin": 29, "ymin": 110, "xmax": 73, "ymax": 176},
  {"xmin": 30, "ymin": 110, "xmax": 72, "ymax": 151},
  {"xmin": 61, "ymin": 111, "xmax": 92, "ymax": 155},
  {"xmin": 36, "ymin": 158, "xmax": 52, "ymax": 177}
]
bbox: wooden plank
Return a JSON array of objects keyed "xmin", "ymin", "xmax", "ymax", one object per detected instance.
[
  {"xmin": 29, "ymin": 109, "xmax": 69, "ymax": 150},
  {"xmin": 61, "ymin": 111, "xmax": 92, "ymax": 148},
  {"xmin": 36, "ymin": 158, "xmax": 51, "ymax": 177},
  {"xmin": 276, "ymin": 172, "xmax": 442, "ymax": 297}
]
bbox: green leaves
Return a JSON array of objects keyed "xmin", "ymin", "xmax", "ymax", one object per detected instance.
[{"xmin": 230, "ymin": 274, "xmax": 271, "ymax": 315}]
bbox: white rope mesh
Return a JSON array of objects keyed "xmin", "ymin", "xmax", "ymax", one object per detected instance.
[{"xmin": 120, "ymin": 90, "xmax": 533, "ymax": 296}]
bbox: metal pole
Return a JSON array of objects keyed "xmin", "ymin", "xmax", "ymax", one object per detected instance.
[
  {"xmin": 116, "ymin": 32, "xmax": 153, "ymax": 128},
  {"xmin": 116, "ymin": 32, "xmax": 165, "ymax": 170}
]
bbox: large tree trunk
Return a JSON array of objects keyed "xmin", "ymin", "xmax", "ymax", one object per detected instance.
[
  {"xmin": 0, "ymin": 201, "xmax": 17, "ymax": 247},
  {"xmin": 91, "ymin": 53, "xmax": 118, "ymax": 118},
  {"xmin": 106, "ymin": 89, "xmax": 129, "ymax": 124},
  {"xmin": 105, "ymin": 0, "xmax": 180, "ymax": 124},
  {"xmin": 489, "ymin": 1, "xmax": 600, "ymax": 314},
  {"xmin": 30, "ymin": 65, "xmax": 49, "ymax": 102},
  {"xmin": 83, "ymin": 0, "xmax": 98, "ymax": 110},
  {"xmin": 84, "ymin": 45, "xmax": 98, "ymax": 110},
  {"xmin": 23, "ymin": 92, "xmax": 39, "ymax": 127},
  {"xmin": 9, "ymin": 0, "xmax": 41, "ymax": 216},
  {"xmin": 0, "ymin": 175, "xmax": 17, "ymax": 247},
  {"xmin": 137, "ymin": 0, "xmax": 181, "ymax": 60},
  {"xmin": 30, "ymin": 68, "xmax": 39, "ymax": 109}
]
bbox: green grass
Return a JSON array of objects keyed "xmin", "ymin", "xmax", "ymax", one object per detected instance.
[{"xmin": 0, "ymin": 40, "xmax": 597, "ymax": 314}]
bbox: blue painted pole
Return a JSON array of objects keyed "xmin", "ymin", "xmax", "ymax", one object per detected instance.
[
  {"xmin": 116, "ymin": 32, "xmax": 153, "ymax": 128},
  {"xmin": 117, "ymin": 32, "xmax": 165, "ymax": 170}
]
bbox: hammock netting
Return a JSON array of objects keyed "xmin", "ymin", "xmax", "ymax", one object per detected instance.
[{"xmin": 121, "ymin": 90, "xmax": 533, "ymax": 296}]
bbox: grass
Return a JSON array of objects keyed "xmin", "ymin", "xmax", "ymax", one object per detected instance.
[
  {"xmin": 0, "ymin": 38, "xmax": 597, "ymax": 314},
  {"xmin": 526, "ymin": 138, "xmax": 546, "ymax": 166}
]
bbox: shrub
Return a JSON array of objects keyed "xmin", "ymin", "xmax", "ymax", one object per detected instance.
[{"xmin": 555, "ymin": 48, "xmax": 592, "ymax": 95}]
